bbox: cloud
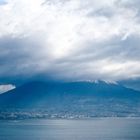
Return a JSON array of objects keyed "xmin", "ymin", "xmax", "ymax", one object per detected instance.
[
  {"xmin": 0, "ymin": 0, "xmax": 140, "ymax": 86},
  {"xmin": 0, "ymin": 0, "xmax": 7, "ymax": 5},
  {"xmin": 0, "ymin": 84, "xmax": 15, "ymax": 94}
]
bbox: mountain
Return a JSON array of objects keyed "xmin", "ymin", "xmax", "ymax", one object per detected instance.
[{"xmin": 0, "ymin": 81, "xmax": 140, "ymax": 119}]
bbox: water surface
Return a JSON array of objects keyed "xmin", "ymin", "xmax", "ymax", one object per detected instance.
[{"xmin": 0, "ymin": 118, "xmax": 140, "ymax": 140}]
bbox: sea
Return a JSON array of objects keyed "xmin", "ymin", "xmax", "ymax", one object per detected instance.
[{"xmin": 0, "ymin": 118, "xmax": 140, "ymax": 140}]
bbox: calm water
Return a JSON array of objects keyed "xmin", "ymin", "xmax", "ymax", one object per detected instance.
[{"xmin": 0, "ymin": 118, "xmax": 140, "ymax": 140}]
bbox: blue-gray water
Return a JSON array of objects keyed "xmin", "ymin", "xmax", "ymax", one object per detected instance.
[{"xmin": 0, "ymin": 118, "xmax": 140, "ymax": 140}]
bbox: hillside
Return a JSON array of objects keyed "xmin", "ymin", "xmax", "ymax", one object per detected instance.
[{"xmin": 0, "ymin": 81, "xmax": 140, "ymax": 119}]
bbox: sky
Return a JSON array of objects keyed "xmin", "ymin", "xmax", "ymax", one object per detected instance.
[{"xmin": 0, "ymin": 0, "xmax": 140, "ymax": 91}]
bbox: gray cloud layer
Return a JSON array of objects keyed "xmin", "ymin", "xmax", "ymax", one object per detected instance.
[{"xmin": 0, "ymin": 0, "xmax": 140, "ymax": 88}]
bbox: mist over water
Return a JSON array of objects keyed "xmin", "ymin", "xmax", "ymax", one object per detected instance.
[{"xmin": 0, "ymin": 118, "xmax": 140, "ymax": 140}]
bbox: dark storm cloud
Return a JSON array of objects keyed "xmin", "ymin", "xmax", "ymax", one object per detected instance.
[
  {"xmin": 0, "ymin": 36, "xmax": 53, "ymax": 84},
  {"xmin": 49, "ymin": 34, "xmax": 140, "ymax": 82},
  {"xmin": 0, "ymin": 29, "xmax": 140, "ymax": 84},
  {"xmin": 0, "ymin": 0, "xmax": 140, "ymax": 90}
]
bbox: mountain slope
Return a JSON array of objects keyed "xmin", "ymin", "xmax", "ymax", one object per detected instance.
[{"xmin": 0, "ymin": 81, "xmax": 140, "ymax": 118}]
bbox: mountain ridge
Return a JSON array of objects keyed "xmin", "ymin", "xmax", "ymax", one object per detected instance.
[{"xmin": 0, "ymin": 81, "xmax": 140, "ymax": 118}]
